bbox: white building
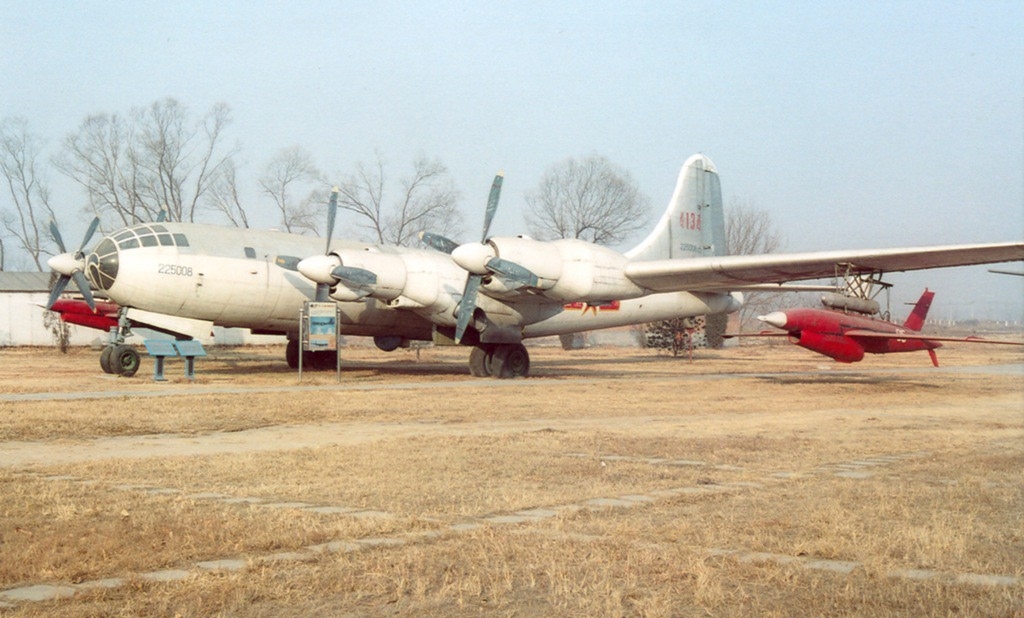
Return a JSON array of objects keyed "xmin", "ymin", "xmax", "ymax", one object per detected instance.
[{"xmin": 0, "ymin": 272, "xmax": 283, "ymax": 347}]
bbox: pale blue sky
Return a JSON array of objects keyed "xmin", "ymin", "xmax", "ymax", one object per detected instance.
[{"xmin": 3, "ymin": 1, "xmax": 1022, "ymax": 319}]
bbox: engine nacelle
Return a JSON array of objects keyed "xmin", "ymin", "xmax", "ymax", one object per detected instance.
[
  {"xmin": 485, "ymin": 236, "xmax": 645, "ymax": 302},
  {"xmin": 330, "ymin": 249, "xmax": 407, "ymax": 301},
  {"xmin": 791, "ymin": 329, "xmax": 865, "ymax": 363}
]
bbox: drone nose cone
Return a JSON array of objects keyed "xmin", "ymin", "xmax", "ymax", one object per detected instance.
[
  {"xmin": 758, "ymin": 311, "xmax": 788, "ymax": 329},
  {"xmin": 48, "ymin": 252, "xmax": 82, "ymax": 276},
  {"xmin": 297, "ymin": 254, "xmax": 342, "ymax": 285},
  {"xmin": 451, "ymin": 242, "xmax": 495, "ymax": 275}
]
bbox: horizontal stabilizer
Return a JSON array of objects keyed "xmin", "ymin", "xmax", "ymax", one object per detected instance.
[{"xmin": 844, "ymin": 329, "xmax": 1024, "ymax": 346}]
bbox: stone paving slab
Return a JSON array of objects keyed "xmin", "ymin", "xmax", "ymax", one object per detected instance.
[
  {"xmin": 0, "ymin": 584, "xmax": 77, "ymax": 603},
  {"xmin": 584, "ymin": 497, "xmax": 640, "ymax": 508},
  {"xmin": 304, "ymin": 505, "xmax": 357, "ymax": 514},
  {"xmin": 196, "ymin": 559, "xmax": 247, "ymax": 572},
  {"xmin": 138, "ymin": 569, "xmax": 191, "ymax": 582},
  {"xmin": 835, "ymin": 470, "xmax": 874, "ymax": 479},
  {"xmin": 256, "ymin": 501, "xmax": 313, "ymax": 509}
]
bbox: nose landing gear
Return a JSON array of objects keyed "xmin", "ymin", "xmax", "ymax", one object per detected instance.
[{"xmin": 99, "ymin": 310, "xmax": 141, "ymax": 377}]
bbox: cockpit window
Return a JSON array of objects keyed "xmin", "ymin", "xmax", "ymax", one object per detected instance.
[{"xmin": 111, "ymin": 225, "xmax": 190, "ymax": 250}]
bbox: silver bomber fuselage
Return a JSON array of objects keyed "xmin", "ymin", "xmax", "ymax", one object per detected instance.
[{"xmin": 83, "ymin": 221, "xmax": 740, "ymax": 340}]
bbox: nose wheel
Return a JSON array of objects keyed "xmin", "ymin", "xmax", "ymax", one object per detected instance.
[
  {"xmin": 100, "ymin": 344, "xmax": 141, "ymax": 377},
  {"xmin": 98, "ymin": 309, "xmax": 141, "ymax": 377}
]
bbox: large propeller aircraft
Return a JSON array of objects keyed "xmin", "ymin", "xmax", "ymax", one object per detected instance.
[{"xmin": 45, "ymin": 154, "xmax": 1024, "ymax": 377}]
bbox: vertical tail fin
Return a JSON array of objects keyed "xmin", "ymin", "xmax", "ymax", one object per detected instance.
[
  {"xmin": 626, "ymin": 154, "xmax": 726, "ymax": 261},
  {"xmin": 902, "ymin": 289, "xmax": 935, "ymax": 332}
]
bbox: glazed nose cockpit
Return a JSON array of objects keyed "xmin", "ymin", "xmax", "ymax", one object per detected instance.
[
  {"xmin": 86, "ymin": 237, "xmax": 119, "ymax": 290},
  {"xmin": 85, "ymin": 224, "xmax": 190, "ymax": 291}
]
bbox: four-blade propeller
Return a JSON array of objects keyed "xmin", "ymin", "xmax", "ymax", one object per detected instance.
[
  {"xmin": 420, "ymin": 173, "xmax": 538, "ymax": 342},
  {"xmin": 282, "ymin": 174, "xmax": 539, "ymax": 343},
  {"xmin": 46, "ymin": 217, "xmax": 100, "ymax": 312},
  {"xmin": 276, "ymin": 189, "xmax": 380, "ymax": 301}
]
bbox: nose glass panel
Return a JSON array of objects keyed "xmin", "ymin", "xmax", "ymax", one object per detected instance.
[{"xmin": 86, "ymin": 238, "xmax": 119, "ymax": 290}]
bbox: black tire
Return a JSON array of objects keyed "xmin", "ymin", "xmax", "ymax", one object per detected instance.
[
  {"xmin": 99, "ymin": 345, "xmax": 115, "ymax": 374},
  {"xmin": 468, "ymin": 345, "xmax": 493, "ymax": 377},
  {"xmin": 285, "ymin": 339, "xmax": 299, "ymax": 369},
  {"xmin": 112, "ymin": 344, "xmax": 141, "ymax": 377},
  {"xmin": 490, "ymin": 343, "xmax": 529, "ymax": 379}
]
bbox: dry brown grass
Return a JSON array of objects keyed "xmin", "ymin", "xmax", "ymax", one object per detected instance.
[{"xmin": 0, "ymin": 343, "xmax": 1022, "ymax": 616}]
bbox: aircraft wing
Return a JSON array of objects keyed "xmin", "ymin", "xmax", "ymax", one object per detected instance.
[
  {"xmin": 624, "ymin": 242, "xmax": 1024, "ymax": 292},
  {"xmin": 844, "ymin": 330, "xmax": 1024, "ymax": 346}
]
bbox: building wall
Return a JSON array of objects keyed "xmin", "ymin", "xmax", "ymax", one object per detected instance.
[
  {"xmin": 0, "ymin": 292, "xmax": 97, "ymax": 346},
  {"xmin": 0, "ymin": 292, "xmax": 284, "ymax": 347}
]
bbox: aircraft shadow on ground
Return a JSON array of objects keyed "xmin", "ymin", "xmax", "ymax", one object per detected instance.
[
  {"xmin": 199, "ymin": 358, "xmax": 471, "ymax": 378},
  {"xmin": 757, "ymin": 374, "xmax": 941, "ymax": 388}
]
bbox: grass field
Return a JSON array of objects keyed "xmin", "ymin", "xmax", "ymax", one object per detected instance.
[{"xmin": 1, "ymin": 342, "xmax": 1022, "ymax": 616}]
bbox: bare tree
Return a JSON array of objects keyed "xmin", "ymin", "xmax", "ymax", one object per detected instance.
[
  {"xmin": 205, "ymin": 158, "xmax": 250, "ymax": 228},
  {"xmin": 524, "ymin": 154, "xmax": 649, "ymax": 246},
  {"xmin": 55, "ymin": 98, "xmax": 235, "ymax": 226},
  {"xmin": 727, "ymin": 198, "xmax": 783, "ymax": 256},
  {"xmin": 727, "ymin": 198, "xmax": 786, "ymax": 333},
  {"xmin": 0, "ymin": 117, "xmax": 57, "ymax": 270},
  {"xmin": 56, "ymin": 112, "xmax": 139, "ymax": 226},
  {"xmin": 258, "ymin": 146, "xmax": 323, "ymax": 234},
  {"xmin": 336, "ymin": 154, "xmax": 462, "ymax": 246}
]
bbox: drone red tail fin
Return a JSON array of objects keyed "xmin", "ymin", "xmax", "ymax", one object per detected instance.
[{"xmin": 903, "ymin": 289, "xmax": 935, "ymax": 332}]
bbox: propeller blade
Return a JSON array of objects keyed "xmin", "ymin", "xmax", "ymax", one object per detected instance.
[
  {"xmin": 481, "ymin": 173, "xmax": 503, "ymax": 241},
  {"xmin": 455, "ymin": 275, "xmax": 482, "ymax": 343},
  {"xmin": 487, "ymin": 257, "xmax": 539, "ymax": 287},
  {"xmin": 45, "ymin": 275, "xmax": 70, "ymax": 311},
  {"xmin": 450, "ymin": 172, "xmax": 506, "ymax": 343},
  {"xmin": 331, "ymin": 265, "xmax": 377, "ymax": 286},
  {"xmin": 72, "ymin": 270, "xmax": 97, "ymax": 312},
  {"xmin": 275, "ymin": 255, "xmax": 302, "ymax": 271},
  {"xmin": 325, "ymin": 188, "xmax": 338, "ymax": 253},
  {"xmin": 49, "ymin": 220, "xmax": 67, "ymax": 254},
  {"xmin": 419, "ymin": 231, "xmax": 459, "ymax": 254},
  {"xmin": 78, "ymin": 216, "xmax": 101, "ymax": 255}
]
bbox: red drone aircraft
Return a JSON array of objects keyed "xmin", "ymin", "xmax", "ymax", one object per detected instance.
[
  {"xmin": 47, "ymin": 298, "xmax": 120, "ymax": 332},
  {"xmin": 735, "ymin": 289, "xmax": 1023, "ymax": 366}
]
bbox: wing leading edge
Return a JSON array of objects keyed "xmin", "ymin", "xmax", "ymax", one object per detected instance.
[
  {"xmin": 843, "ymin": 330, "xmax": 1024, "ymax": 346},
  {"xmin": 624, "ymin": 242, "xmax": 1024, "ymax": 293}
]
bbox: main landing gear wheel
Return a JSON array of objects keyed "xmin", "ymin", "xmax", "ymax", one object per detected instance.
[
  {"xmin": 286, "ymin": 339, "xmax": 338, "ymax": 371},
  {"xmin": 469, "ymin": 345, "xmax": 494, "ymax": 377},
  {"xmin": 101, "ymin": 344, "xmax": 140, "ymax": 377},
  {"xmin": 469, "ymin": 343, "xmax": 529, "ymax": 379},
  {"xmin": 286, "ymin": 339, "xmax": 300, "ymax": 369}
]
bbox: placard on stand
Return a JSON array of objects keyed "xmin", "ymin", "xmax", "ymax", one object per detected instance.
[{"xmin": 299, "ymin": 301, "xmax": 341, "ymax": 382}]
